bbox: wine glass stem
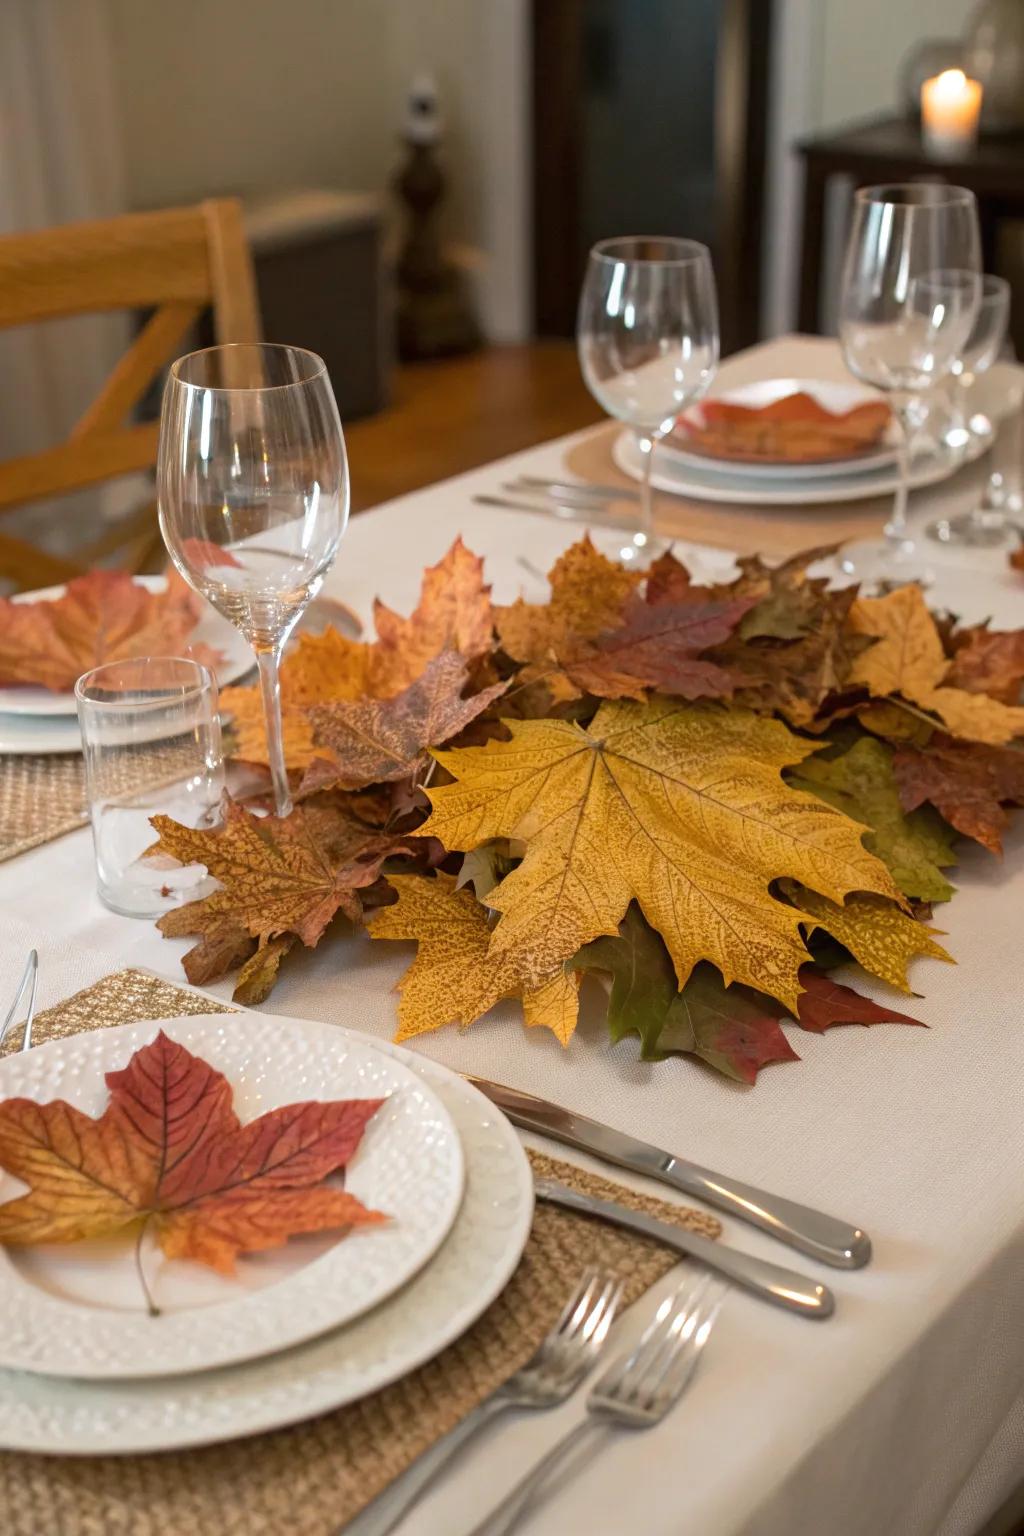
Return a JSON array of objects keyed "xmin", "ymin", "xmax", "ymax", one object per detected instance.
[
  {"xmin": 636, "ymin": 431, "xmax": 655, "ymax": 547},
  {"xmin": 884, "ymin": 401, "xmax": 913, "ymax": 548},
  {"xmin": 256, "ymin": 643, "xmax": 293, "ymax": 818}
]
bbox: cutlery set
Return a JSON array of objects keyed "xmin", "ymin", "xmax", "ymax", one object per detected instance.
[{"xmin": 1, "ymin": 957, "xmax": 868, "ymax": 1534}]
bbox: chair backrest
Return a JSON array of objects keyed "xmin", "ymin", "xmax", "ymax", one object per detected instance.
[{"xmin": 0, "ymin": 198, "xmax": 261, "ymax": 584}]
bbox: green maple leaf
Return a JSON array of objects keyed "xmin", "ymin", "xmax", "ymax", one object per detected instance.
[
  {"xmin": 571, "ymin": 905, "xmax": 797, "ymax": 1084},
  {"xmin": 787, "ymin": 735, "xmax": 957, "ymax": 903}
]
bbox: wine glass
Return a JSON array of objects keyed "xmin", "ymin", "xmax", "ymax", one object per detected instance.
[
  {"xmin": 838, "ymin": 185, "xmax": 981, "ymax": 587},
  {"xmin": 926, "ymin": 273, "xmax": 1013, "ymax": 547},
  {"xmin": 577, "ymin": 237, "xmax": 719, "ymax": 566},
  {"xmin": 158, "ymin": 343, "xmax": 349, "ymax": 817}
]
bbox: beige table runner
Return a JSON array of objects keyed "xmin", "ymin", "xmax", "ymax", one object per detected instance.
[{"xmin": 0, "ymin": 969, "xmax": 719, "ymax": 1536}]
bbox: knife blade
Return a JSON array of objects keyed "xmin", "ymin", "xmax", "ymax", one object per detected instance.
[
  {"xmin": 535, "ymin": 1177, "xmax": 834, "ymax": 1320},
  {"xmin": 468, "ymin": 1076, "xmax": 870, "ymax": 1270}
]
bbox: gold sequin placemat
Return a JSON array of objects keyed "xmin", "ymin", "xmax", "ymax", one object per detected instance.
[{"xmin": 0, "ymin": 969, "xmax": 719, "ymax": 1536}]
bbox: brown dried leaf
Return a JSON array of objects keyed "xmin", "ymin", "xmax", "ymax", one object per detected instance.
[
  {"xmin": 303, "ymin": 651, "xmax": 508, "ymax": 791},
  {"xmin": 893, "ymin": 736, "xmax": 1024, "ymax": 855},
  {"xmin": 496, "ymin": 535, "xmax": 641, "ymax": 699},
  {"xmin": 561, "ymin": 596, "xmax": 756, "ymax": 701},
  {"xmin": 947, "ymin": 625, "xmax": 1024, "ymax": 705},
  {"xmin": 151, "ymin": 799, "xmax": 415, "ymax": 995}
]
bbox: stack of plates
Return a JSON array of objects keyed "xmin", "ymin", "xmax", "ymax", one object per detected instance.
[
  {"xmin": 0, "ymin": 1013, "xmax": 533, "ymax": 1453},
  {"xmin": 613, "ymin": 375, "xmax": 1009, "ymax": 508},
  {"xmin": 0, "ymin": 575, "xmax": 253, "ymax": 755}
]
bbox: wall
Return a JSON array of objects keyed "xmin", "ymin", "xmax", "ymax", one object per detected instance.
[
  {"xmin": 103, "ymin": 0, "xmax": 530, "ymax": 341},
  {"xmin": 764, "ymin": 0, "xmax": 979, "ymax": 337}
]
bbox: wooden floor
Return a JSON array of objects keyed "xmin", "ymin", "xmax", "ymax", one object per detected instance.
[{"xmin": 344, "ymin": 341, "xmax": 602, "ymax": 512}]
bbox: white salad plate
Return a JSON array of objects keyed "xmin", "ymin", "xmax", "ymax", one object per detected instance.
[
  {"xmin": 0, "ymin": 1014, "xmax": 465, "ymax": 1380},
  {"xmin": 0, "ymin": 574, "xmax": 253, "ymax": 720},
  {"xmin": 0, "ymin": 1014, "xmax": 533, "ymax": 1455},
  {"xmin": 671, "ymin": 377, "xmax": 898, "ymax": 480}
]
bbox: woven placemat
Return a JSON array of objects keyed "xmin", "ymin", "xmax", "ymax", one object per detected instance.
[
  {"xmin": 0, "ymin": 752, "xmax": 88, "ymax": 863},
  {"xmin": 0, "ymin": 969, "xmax": 720, "ymax": 1535}
]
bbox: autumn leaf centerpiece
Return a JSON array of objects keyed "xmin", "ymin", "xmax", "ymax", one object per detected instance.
[{"xmin": 151, "ymin": 536, "xmax": 1024, "ymax": 1086}]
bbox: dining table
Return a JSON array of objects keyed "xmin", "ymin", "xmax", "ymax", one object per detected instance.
[{"xmin": 2, "ymin": 332, "xmax": 1024, "ymax": 1536}]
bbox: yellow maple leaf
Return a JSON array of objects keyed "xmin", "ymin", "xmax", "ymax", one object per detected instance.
[
  {"xmin": 221, "ymin": 538, "xmax": 494, "ymax": 769},
  {"xmin": 788, "ymin": 886, "xmax": 952, "ymax": 991},
  {"xmin": 420, "ymin": 700, "xmax": 902, "ymax": 1014},
  {"xmin": 496, "ymin": 536, "xmax": 641, "ymax": 700},
  {"xmin": 849, "ymin": 586, "xmax": 1024, "ymax": 745},
  {"xmin": 370, "ymin": 873, "xmax": 580, "ymax": 1044}
]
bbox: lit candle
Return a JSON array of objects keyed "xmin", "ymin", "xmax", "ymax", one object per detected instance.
[{"xmin": 921, "ymin": 68, "xmax": 983, "ymax": 159}]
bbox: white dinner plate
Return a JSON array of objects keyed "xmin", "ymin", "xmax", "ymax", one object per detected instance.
[
  {"xmin": 616, "ymin": 362, "xmax": 1023, "ymax": 507},
  {"xmin": 671, "ymin": 377, "xmax": 899, "ymax": 480},
  {"xmin": 0, "ymin": 574, "xmax": 253, "ymax": 718},
  {"xmin": 613, "ymin": 427, "xmax": 976, "ymax": 506},
  {"xmin": 0, "ymin": 1015, "xmax": 465, "ymax": 1380},
  {"xmin": 0, "ymin": 1016, "xmax": 533, "ymax": 1454}
]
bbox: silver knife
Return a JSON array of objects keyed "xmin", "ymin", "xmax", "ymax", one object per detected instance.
[
  {"xmin": 535, "ymin": 1178, "xmax": 834, "ymax": 1320},
  {"xmin": 468, "ymin": 1076, "xmax": 870, "ymax": 1270}
]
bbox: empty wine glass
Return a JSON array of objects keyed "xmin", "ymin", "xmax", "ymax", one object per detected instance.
[
  {"xmin": 838, "ymin": 185, "xmax": 981, "ymax": 587},
  {"xmin": 158, "ymin": 343, "xmax": 349, "ymax": 817},
  {"xmin": 578, "ymin": 237, "xmax": 719, "ymax": 566},
  {"xmin": 926, "ymin": 273, "xmax": 1013, "ymax": 547}
]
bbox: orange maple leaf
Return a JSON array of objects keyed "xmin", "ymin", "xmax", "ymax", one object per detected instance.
[
  {"xmin": 0, "ymin": 568, "xmax": 221, "ymax": 693},
  {"xmin": 221, "ymin": 537, "xmax": 494, "ymax": 769},
  {"xmin": 0, "ymin": 1031, "xmax": 386, "ymax": 1283}
]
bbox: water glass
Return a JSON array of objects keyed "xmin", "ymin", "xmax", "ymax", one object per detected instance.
[{"xmin": 75, "ymin": 657, "xmax": 225, "ymax": 919}]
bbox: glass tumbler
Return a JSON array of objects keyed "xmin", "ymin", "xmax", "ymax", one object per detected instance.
[{"xmin": 75, "ymin": 657, "xmax": 225, "ymax": 919}]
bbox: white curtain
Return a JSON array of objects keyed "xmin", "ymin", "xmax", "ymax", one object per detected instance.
[{"xmin": 0, "ymin": 0, "xmax": 126, "ymax": 465}]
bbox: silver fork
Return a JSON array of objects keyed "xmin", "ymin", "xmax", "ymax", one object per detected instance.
[
  {"xmin": 470, "ymin": 1274, "xmax": 727, "ymax": 1536},
  {"xmin": 0, "ymin": 950, "xmax": 38, "ymax": 1052},
  {"xmin": 341, "ymin": 1269, "xmax": 622, "ymax": 1536}
]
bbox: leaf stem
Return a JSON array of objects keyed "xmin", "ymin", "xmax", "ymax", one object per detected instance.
[{"xmin": 135, "ymin": 1217, "xmax": 160, "ymax": 1317}]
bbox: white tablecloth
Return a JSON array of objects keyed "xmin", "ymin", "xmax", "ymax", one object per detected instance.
[{"xmin": 3, "ymin": 336, "xmax": 1024, "ymax": 1536}]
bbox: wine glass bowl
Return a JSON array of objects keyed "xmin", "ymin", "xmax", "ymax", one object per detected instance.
[
  {"xmin": 837, "ymin": 184, "xmax": 981, "ymax": 586},
  {"xmin": 158, "ymin": 342, "xmax": 349, "ymax": 816},
  {"xmin": 577, "ymin": 236, "xmax": 719, "ymax": 564}
]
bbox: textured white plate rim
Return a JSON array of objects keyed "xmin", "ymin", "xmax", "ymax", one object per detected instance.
[
  {"xmin": 0, "ymin": 1015, "xmax": 465, "ymax": 1380},
  {"xmin": 671, "ymin": 376, "xmax": 898, "ymax": 480},
  {"xmin": 0, "ymin": 1014, "xmax": 533, "ymax": 1455},
  {"xmin": 0, "ymin": 574, "xmax": 252, "ymax": 718},
  {"xmin": 613, "ymin": 427, "xmax": 986, "ymax": 507}
]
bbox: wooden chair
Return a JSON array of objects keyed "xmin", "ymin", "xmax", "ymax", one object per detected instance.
[{"xmin": 0, "ymin": 199, "xmax": 261, "ymax": 589}]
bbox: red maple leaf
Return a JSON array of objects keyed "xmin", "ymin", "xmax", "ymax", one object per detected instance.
[{"xmin": 0, "ymin": 1032, "xmax": 387, "ymax": 1295}]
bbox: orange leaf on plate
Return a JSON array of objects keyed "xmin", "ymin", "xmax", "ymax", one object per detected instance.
[
  {"xmin": 0, "ymin": 568, "xmax": 221, "ymax": 693},
  {"xmin": 0, "ymin": 1030, "xmax": 386, "ymax": 1281},
  {"xmin": 676, "ymin": 391, "xmax": 891, "ymax": 465}
]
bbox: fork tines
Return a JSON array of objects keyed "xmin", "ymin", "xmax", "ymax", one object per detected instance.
[{"xmin": 592, "ymin": 1273, "xmax": 726, "ymax": 1423}]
